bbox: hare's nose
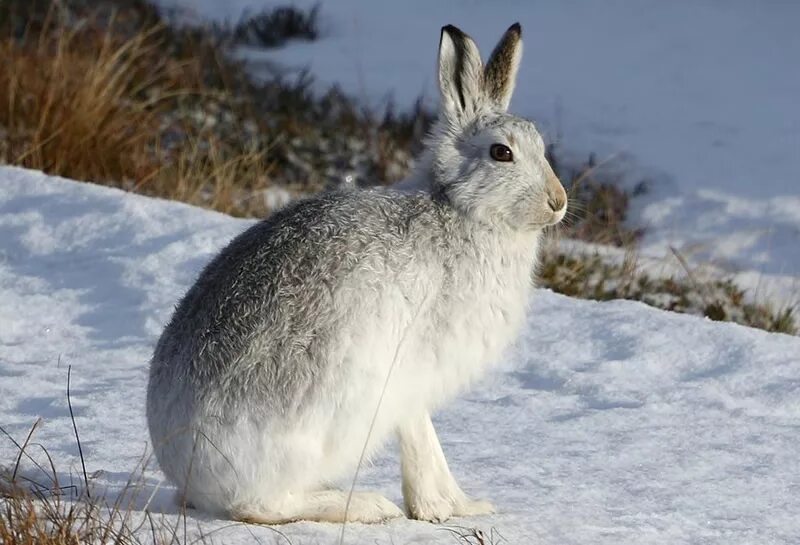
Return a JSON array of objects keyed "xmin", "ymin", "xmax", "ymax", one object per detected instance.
[
  {"xmin": 547, "ymin": 193, "xmax": 566, "ymax": 212},
  {"xmin": 544, "ymin": 163, "xmax": 567, "ymax": 213}
]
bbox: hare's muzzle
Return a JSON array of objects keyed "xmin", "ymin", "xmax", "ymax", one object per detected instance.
[{"xmin": 545, "ymin": 164, "xmax": 568, "ymax": 223}]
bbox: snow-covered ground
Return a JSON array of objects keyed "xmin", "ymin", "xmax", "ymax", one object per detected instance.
[
  {"xmin": 1, "ymin": 166, "xmax": 799, "ymax": 544},
  {"xmin": 158, "ymin": 0, "xmax": 800, "ymax": 283}
]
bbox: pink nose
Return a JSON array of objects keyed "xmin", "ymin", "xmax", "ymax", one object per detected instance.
[{"xmin": 544, "ymin": 162, "xmax": 567, "ymax": 213}]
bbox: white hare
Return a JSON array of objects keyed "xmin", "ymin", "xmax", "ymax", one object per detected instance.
[{"xmin": 147, "ymin": 22, "xmax": 566, "ymax": 524}]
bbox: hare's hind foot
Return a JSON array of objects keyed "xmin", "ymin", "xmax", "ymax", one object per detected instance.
[{"xmin": 232, "ymin": 490, "xmax": 403, "ymax": 525}]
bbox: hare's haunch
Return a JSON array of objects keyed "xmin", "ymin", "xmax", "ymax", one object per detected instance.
[{"xmin": 147, "ymin": 22, "xmax": 566, "ymax": 524}]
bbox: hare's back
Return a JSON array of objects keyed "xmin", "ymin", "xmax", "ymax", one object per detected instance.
[{"xmin": 151, "ymin": 189, "xmax": 445, "ymax": 410}]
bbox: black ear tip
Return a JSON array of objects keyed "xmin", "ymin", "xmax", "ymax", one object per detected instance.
[
  {"xmin": 441, "ymin": 24, "xmax": 465, "ymax": 39},
  {"xmin": 509, "ymin": 22, "xmax": 522, "ymax": 36}
]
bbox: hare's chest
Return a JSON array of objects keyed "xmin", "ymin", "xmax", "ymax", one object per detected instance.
[
  {"xmin": 422, "ymin": 240, "xmax": 538, "ymax": 395},
  {"xmin": 451, "ymin": 257, "xmax": 531, "ymax": 352}
]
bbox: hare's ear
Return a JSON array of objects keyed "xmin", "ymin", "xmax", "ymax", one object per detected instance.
[
  {"xmin": 438, "ymin": 25, "xmax": 485, "ymax": 122},
  {"xmin": 484, "ymin": 23, "xmax": 523, "ymax": 111}
]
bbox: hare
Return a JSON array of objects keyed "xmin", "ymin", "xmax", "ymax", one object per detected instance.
[{"xmin": 146, "ymin": 22, "xmax": 566, "ymax": 525}]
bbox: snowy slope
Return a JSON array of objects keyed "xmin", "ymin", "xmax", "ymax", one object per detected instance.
[
  {"xmin": 158, "ymin": 0, "xmax": 800, "ymax": 279},
  {"xmin": 1, "ymin": 166, "xmax": 799, "ymax": 544}
]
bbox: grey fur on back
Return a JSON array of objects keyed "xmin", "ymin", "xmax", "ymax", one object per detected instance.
[{"xmin": 149, "ymin": 188, "xmax": 465, "ymax": 419}]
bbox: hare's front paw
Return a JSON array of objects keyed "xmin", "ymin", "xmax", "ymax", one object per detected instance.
[
  {"xmin": 405, "ymin": 489, "xmax": 494, "ymax": 522},
  {"xmin": 405, "ymin": 492, "xmax": 455, "ymax": 522}
]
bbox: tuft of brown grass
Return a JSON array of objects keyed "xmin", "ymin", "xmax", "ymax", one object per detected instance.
[
  {"xmin": 1, "ymin": 461, "xmax": 191, "ymax": 545},
  {"xmin": 0, "ymin": 13, "xmax": 161, "ymax": 184},
  {"xmin": 1, "ymin": 485, "xmax": 118, "ymax": 545},
  {"xmin": 135, "ymin": 134, "xmax": 278, "ymax": 217},
  {"xmin": 0, "ymin": 1, "xmax": 279, "ymax": 218},
  {"xmin": 2, "ymin": 396, "xmax": 210, "ymax": 545},
  {"xmin": 537, "ymin": 245, "xmax": 797, "ymax": 335}
]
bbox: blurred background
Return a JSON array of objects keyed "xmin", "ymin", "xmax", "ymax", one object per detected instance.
[{"xmin": 1, "ymin": 0, "xmax": 798, "ymax": 334}]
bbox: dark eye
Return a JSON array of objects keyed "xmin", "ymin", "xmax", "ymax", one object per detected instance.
[{"xmin": 490, "ymin": 143, "xmax": 513, "ymax": 162}]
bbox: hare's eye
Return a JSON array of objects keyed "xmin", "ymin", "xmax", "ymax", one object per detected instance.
[{"xmin": 490, "ymin": 144, "xmax": 513, "ymax": 162}]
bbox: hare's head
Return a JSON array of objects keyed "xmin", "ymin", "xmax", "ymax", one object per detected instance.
[{"xmin": 428, "ymin": 23, "xmax": 566, "ymax": 231}]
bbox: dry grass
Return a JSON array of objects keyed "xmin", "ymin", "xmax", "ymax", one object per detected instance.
[
  {"xmin": 1, "ymin": 458, "xmax": 194, "ymax": 545},
  {"xmin": 537, "ymin": 244, "xmax": 797, "ymax": 335},
  {"xmin": 135, "ymin": 135, "xmax": 277, "ymax": 217},
  {"xmin": 2, "ymin": 395, "xmax": 205, "ymax": 545},
  {"xmin": 1, "ymin": 484, "xmax": 135, "ymax": 545},
  {"xmin": 0, "ymin": 1, "xmax": 278, "ymax": 217},
  {"xmin": 0, "ymin": 13, "xmax": 161, "ymax": 183}
]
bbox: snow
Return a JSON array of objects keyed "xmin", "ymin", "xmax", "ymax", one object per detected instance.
[
  {"xmin": 157, "ymin": 0, "xmax": 800, "ymax": 280},
  {"xmin": 1, "ymin": 165, "xmax": 799, "ymax": 544}
]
